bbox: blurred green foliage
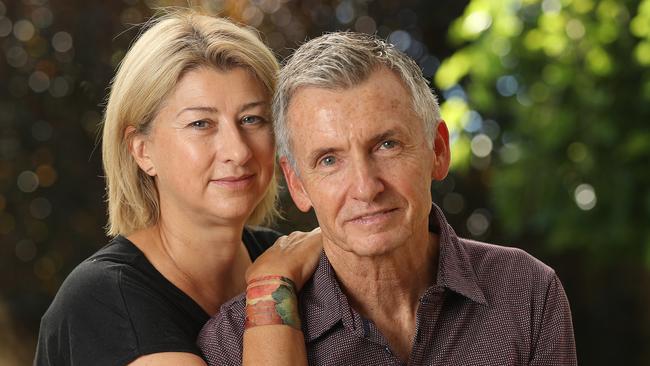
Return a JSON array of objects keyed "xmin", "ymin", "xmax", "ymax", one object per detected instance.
[{"xmin": 435, "ymin": 0, "xmax": 650, "ymax": 265}]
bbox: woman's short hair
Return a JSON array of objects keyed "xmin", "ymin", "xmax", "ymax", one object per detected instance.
[{"xmin": 102, "ymin": 9, "xmax": 279, "ymax": 236}]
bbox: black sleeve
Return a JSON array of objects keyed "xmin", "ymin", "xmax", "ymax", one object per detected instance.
[
  {"xmin": 243, "ymin": 226, "xmax": 283, "ymax": 261},
  {"xmin": 34, "ymin": 258, "xmax": 204, "ymax": 366},
  {"xmin": 34, "ymin": 261, "xmax": 140, "ymax": 366}
]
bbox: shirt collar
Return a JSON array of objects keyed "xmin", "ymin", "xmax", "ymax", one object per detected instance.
[
  {"xmin": 299, "ymin": 203, "xmax": 487, "ymax": 343},
  {"xmin": 299, "ymin": 251, "xmax": 347, "ymax": 342},
  {"xmin": 429, "ymin": 203, "xmax": 487, "ymax": 305}
]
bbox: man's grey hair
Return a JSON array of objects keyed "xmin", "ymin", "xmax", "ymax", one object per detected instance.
[{"xmin": 273, "ymin": 31, "xmax": 442, "ymax": 169}]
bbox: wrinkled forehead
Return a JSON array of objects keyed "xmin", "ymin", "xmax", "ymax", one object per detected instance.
[{"xmin": 285, "ymin": 69, "xmax": 423, "ymax": 157}]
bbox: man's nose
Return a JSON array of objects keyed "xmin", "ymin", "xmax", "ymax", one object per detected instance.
[
  {"xmin": 349, "ymin": 156, "xmax": 384, "ymax": 203},
  {"xmin": 218, "ymin": 123, "xmax": 253, "ymax": 165}
]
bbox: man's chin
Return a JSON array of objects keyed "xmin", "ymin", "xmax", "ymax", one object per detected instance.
[{"xmin": 337, "ymin": 233, "xmax": 403, "ymax": 258}]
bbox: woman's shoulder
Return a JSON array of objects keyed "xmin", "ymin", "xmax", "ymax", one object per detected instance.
[
  {"xmin": 36, "ymin": 237, "xmax": 143, "ymax": 365},
  {"xmin": 44, "ymin": 237, "xmax": 138, "ymax": 321},
  {"xmin": 36, "ymin": 235, "xmax": 206, "ymax": 365},
  {"xmin": 245, "ymin": 225, "xmax": 283, "ymax": 242},
  {"xmin": 243, "ymin": 226, "xmax": 283, "ymax": 260}
]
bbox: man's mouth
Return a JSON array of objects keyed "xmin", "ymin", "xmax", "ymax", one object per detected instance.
[{"xmin": 346, "ymin": 208, "xmax": 399, "ymax": 225}]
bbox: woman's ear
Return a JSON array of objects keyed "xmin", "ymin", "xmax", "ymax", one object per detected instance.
[{"xmin": 125, "ymin": 126, "xmax": 156, "ymax": 176}]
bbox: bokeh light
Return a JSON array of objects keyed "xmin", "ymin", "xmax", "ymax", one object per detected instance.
[
  {"xmin": 31, "ymin": 7, "xmax": 54, "ymax": 28},
  {"xmin": 466, "ymin": 209, "xmax": 491, "ymax": 237},
  {"xmin": 5, "ymin": 46, "xmax": 28, "ymax": 68},
  {"xmin": 388, "ymin": 30, "xmax": 411, "ymax": 52},
  {"xmin": 470, "ymin": 134, "xmax": 493, "ymax": 158},
  {"xmin": 16, "ymin": 240, "xmax": 38, "ymax": 262},
  {"xmin": 52, "ymin": 31, "xmax": 73, "ymax": 52},
  {"xmin": 335, "ymin": 1, "xmax": 355, "ymax": 24},
  {"xmin": 566, "ymin": 19, "xmax": 586, "ymax": 40},
  {"xmin": 28, "ymin": 71, "xmax": 51, "ymax": 93},
  {"xmin": 443, "ymin": 192, "xmax": 465, "ymax": 214},
  {"xmin": 35, "ymin": 165, "xmax": 58, "ymax": 187},
  {"xmin": 574, "ymin": 183, "xmax": 597, "ymax": 210},
  {"xmin": 496, "ymin": 75, "xmax": 519, "ymax": 96},
  {"xmin": 0, "ymin": 16, "xmax": 12, "ymax": 37},
  {"xmin": 34, "ymin": 256, "xmax": 57, "ymax": 280},
  {"xmin": 30, "ymin": 197, "xmax": 52, "ymax": 219},
  {"xmin": 354, "ymin": 15, "xmax": 376, "ymax": 34},
  {"xmin": 17, "ymin": 171, "xmax": 39, "ymax": 193},
  {"xmin": 567, "ymin": 142, "xmax": 588, "ymax": 163},
  {"xmin": 13, "ymin": 19, "xmax": 36, "ymax": 42}
]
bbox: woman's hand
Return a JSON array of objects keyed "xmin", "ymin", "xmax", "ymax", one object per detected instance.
[{"xmin": 246, "ymin": 228, "xmax": 322, "ymax": 290}]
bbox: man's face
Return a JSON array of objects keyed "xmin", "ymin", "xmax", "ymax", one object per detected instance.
[{"xmin": 281, "ymin": 67, "xmax": 450, "ymax": 258}]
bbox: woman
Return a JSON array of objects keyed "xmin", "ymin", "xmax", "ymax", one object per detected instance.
[{"xmin": 35, "ymin": 10, "xmax": 314, "ymax": 366}]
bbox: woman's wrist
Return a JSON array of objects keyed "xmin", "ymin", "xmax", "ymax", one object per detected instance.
[{"xmin": 245, "ymin": 275, "xmax": 301, "ymax": 331}]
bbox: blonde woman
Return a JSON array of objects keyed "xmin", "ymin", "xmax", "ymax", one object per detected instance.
[{"xmin": 35, "ymin": 10, "xmax": 315, "ymax": 366}]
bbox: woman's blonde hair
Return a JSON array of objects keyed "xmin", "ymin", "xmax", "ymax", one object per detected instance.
[{"xmin": 102, "ymin": 9, "xmax": 280, "ymax": 236}]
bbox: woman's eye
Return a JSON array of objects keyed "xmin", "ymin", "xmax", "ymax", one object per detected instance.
[
  {"xmin": 319, "ymin": 155, "xmax": 337, "ymax": 167},
  {"xmin": 241, "ymin": 115, "xmax": 264, "ymax": 125},
  {"xmin": 189, "ymin": 120, "xmax": 209, "ymax": 128}
]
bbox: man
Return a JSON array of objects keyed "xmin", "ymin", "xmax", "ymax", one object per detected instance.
[{"xmin": 199, "ymin": 32, "xmax": 577, "ymax": 365}]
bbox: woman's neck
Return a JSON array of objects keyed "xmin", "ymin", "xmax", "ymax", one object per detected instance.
[{"xmin": 127, "ymin": 217, "xmax": 252, "ymax": 315}]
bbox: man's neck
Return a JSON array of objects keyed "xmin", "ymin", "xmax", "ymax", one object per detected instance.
[{"xmin": 324, "ymin": 231, "xmax": 439, "ymax": 362}]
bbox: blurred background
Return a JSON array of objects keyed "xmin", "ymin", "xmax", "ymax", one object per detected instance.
[{"xmin": 1, "ymin": 0, "xmax": 649, "ymax": 364}]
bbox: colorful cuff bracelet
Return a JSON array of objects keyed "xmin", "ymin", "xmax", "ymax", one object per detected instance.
[{"xmin": 244, "ymin": 275, "xmax": 301, "ymax": 330}]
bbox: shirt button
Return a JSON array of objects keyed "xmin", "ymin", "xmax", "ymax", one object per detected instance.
[{"xmin": 385, "ymin": 346, "xmax": 392, "ymax": 355}]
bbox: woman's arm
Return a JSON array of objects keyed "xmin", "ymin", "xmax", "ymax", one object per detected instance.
[
  {"xmin": 128, "ymin": 353, "xmax": 207, "ymax": 366},
  {"xmin": 242, "ymin": 228, "xmax": 322, "ymax": 366}
]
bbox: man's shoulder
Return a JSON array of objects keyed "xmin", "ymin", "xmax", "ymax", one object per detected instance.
[
  {"xmin": 199, "ymin": 293, "xmax": 247, "ymax": 339},
  {"xmin": 456, "ymin": 238, "xmax": 557, "ymax": 294},
  {"xmin": 197, "ymin": 293, "xmax": 247, "ymax": 365},
  {"xmin": 213, "ymin": 293, "xmax": 247, "ymax": 322},
  {"xmin": 460, "ymin": 238, "xmax": 554, "ymax": 271}
]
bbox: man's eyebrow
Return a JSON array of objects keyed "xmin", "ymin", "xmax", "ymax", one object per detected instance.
[
  {"xmin": 305, "ymin": 129, "xmax": 403, "ymax": 166},
  {"xmin": 371, "ymin": 129, "xmax": 400, "ymax": 145},
  {"xmin": 307, "ymin": 147, "xmax": 338, "ymax": 166}
]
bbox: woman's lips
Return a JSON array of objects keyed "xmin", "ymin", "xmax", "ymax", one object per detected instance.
[{"xmin": 210, "ymin": 174, "xmax": 255, "ymax": 189}]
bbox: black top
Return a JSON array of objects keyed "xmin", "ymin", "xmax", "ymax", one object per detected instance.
[{"xmin": 34, "ymin": 226, "xmax": 281, "ymax": 366}]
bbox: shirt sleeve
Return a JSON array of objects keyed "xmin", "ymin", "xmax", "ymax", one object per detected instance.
[
  {"xmin": 529, "ymin": 274, "xmax": 578, "ymax": 366},
  {"xmin": 197, "ymin": 295, "xmax": 247, "ymax": 366},
  {"xmin": 34, "ymin": 261, "xmax": 140, "ymax": 366}
]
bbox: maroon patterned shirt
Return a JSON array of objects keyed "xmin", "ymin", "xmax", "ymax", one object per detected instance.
[{"xmin": 198, "ymin": 204, "xmax": 577, "ymax": 365}]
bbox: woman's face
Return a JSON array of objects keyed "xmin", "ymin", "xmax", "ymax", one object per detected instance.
[{"xmin": 133, "ymin": 67, "xmax": 275, "ymax": 226}]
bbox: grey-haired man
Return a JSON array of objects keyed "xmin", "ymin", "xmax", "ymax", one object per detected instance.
[{"xmin": 199, "ymin": 32, "xmax": 577, "ymax": 366}]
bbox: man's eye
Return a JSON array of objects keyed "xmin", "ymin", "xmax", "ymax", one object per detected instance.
[
  {"xmin": 319, "ymin": 155, "xmax": 337, "ymax": 167},
  {"xmin": 241, "ymin": 115, "xmax": 264, "ymax": 125},
  {"xmin": 380, "ymin": 140, "xmax": 397, "ymax": 149}
]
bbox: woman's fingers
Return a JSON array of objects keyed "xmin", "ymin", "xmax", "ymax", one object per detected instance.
[{"xmin": 246, "ymin": 228, "xmax": 323, "ymax": 289}]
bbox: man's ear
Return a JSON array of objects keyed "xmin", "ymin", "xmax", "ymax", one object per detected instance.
[
  {"xmin": 125, "ymin": 126, "xmax": 156, "ymax": 176},
  {"xmin": 431, "ymin": 120, "xmax": 451, "ymax": 181},
  {"xmin": 279, "ymin": 156, "xmax": 313, "ymax": 212}
]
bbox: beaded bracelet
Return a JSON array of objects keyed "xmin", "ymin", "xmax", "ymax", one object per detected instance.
[{"xmin": 244, "ymin": 275, "xmax": 301, "ymax": 330}]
